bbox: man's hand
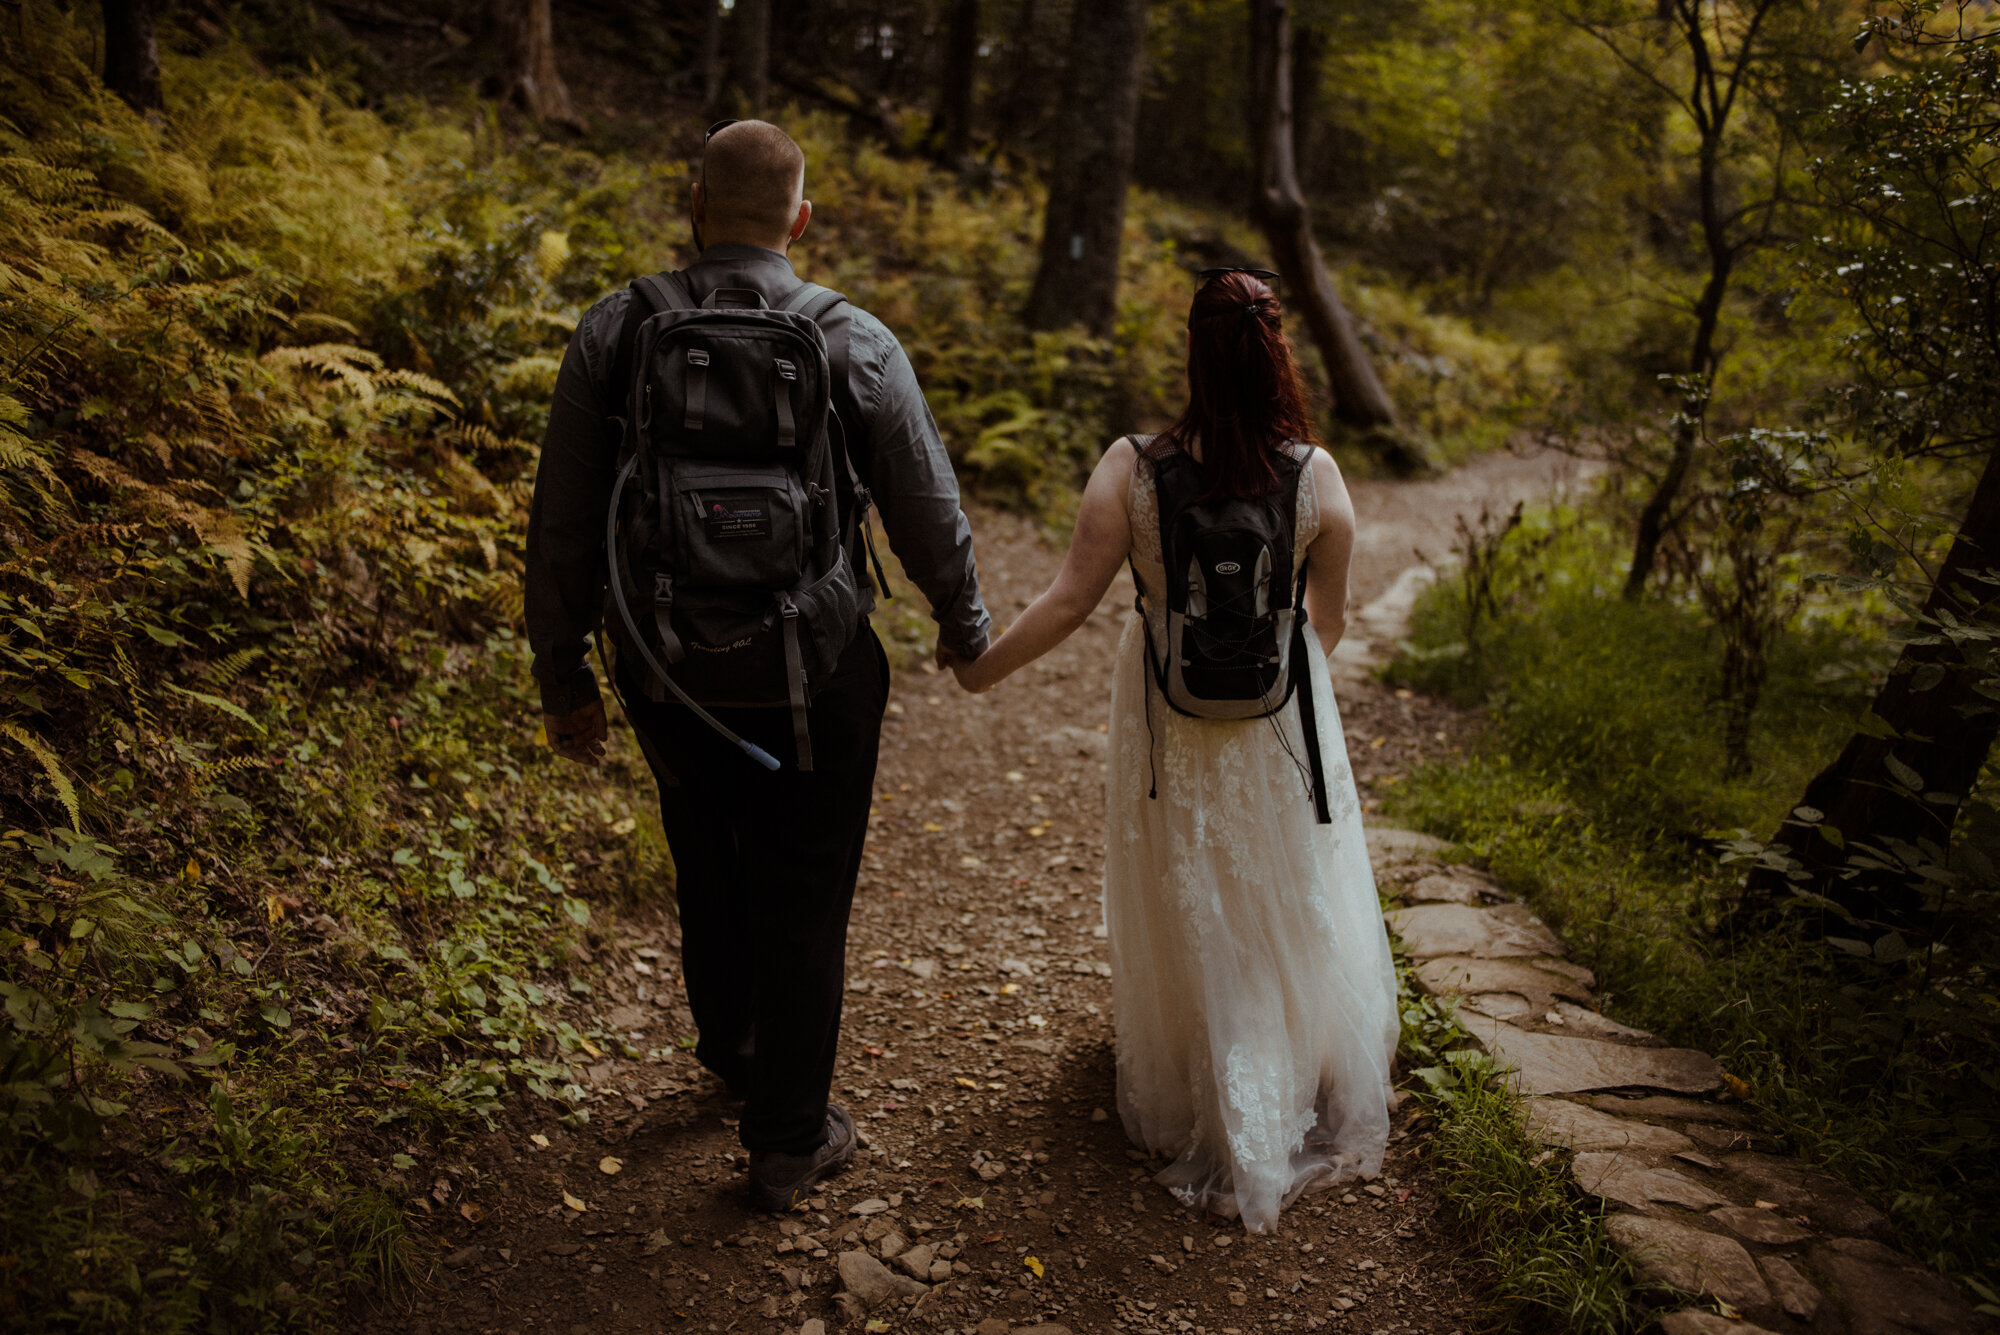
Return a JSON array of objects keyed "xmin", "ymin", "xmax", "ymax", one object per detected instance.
[{"xmin": 545, "ymin": 698, "xmax": 608, "ymax": 766}]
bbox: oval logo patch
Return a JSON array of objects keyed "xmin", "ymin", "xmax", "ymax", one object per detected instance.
[{"xmin": 1214, "ymin": 561, "xmax": 1242, "ymax": 575}]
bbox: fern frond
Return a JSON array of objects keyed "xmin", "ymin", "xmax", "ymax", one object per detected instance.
[
  {"xmin": 198, "ymin": 647, "xmax": 265, "ymax": 687},
  {"xmin": 373, "ymin": 367, "xmax": 459, "ymax": 406},
  {"xmin": 0, "ymin": 722, "xmax": 82, "ymax": 831}
]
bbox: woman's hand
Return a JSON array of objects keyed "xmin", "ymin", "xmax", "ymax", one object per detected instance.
[{"xmin": 938, "ymin": 643, "xmax": 994, "ymax": 693}]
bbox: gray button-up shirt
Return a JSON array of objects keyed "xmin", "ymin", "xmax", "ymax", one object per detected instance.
[{"xmin": 525, "ymin": 243, "xmax": 991, "ymax": 717}]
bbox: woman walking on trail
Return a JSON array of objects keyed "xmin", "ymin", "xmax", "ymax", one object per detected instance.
[{"xmin": 956, "ymin": 269, "xmax": 1398, "ymax": 1231}]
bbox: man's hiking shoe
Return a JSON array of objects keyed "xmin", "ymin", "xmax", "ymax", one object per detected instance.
[{"xmin": 748, "ymin": 1104, "xmax": 856, "ymax": 1212}]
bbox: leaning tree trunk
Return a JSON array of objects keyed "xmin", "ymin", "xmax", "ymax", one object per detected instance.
[
  {"xmin": 1744, "ymin": 444, "xmax": 2000, "ymax": 932},
  {"xmin": 931, "ymin": 0, "xmax": 980, "ymax": 160},
  {"xmin": 1021, "ymin": 0, "xmax": 1148, "ymax": 337},
  {"xmin": 500, "ymin": 0, "xmax": 583, "ymax": 130},
  {"xmin": 1624, "ymin": 136, "xmax": 1732, "ymax": 597},
  {"xmin": 103, "ymin": 0, "xmax": 163, "ymax": 113},
  {"xmin": 1247, "ymin": 0, "xmax": 1419, "ymax": 473},
  {"xmin": 728, "ymin": 0, "xmax": 771, "ymax": 116}
]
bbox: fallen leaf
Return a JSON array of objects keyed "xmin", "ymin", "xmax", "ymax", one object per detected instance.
[
  {"xmin": 979, "ymin": 1230, "xmax": 1004, "ymax": 1244},
  {"xmin": 865, "ymin": 1321, "xmax": 891, "ymax": 1333},
  {"xmin": 642, "ymin": 1228, "xmax": 674, "ymax": 1255},
  {"xmin": 578, "ymin": 1037, "xmax": 603, "ymax": 1058},
  {"xmin": 863, "ymin": 1045, "xmax": 886, "ymax": 1058},
  {"xmin": 598, "ymin": 1156, "xmax": 624, "ymax": 1175},
  {"xmin": 1721, "ymin": 1071, "xmax": 1753, "ymax": 1100},
  {"xmin": 955, "ymin": 1196, "xmax": 984, "ymax": 1210},
  {"xmin": 923, "ymin": 822, "xmax": 944, "ymax": 833},
  {"xmin": 999, "ymin": 983, "xmax": 1020, "ymax": 995},
  {"xmin": 954, "ymin": 1077, "xmax": 979, "ymax": 1089},
  {"xmin": 562, "ymin": 1191, "xmax": 588, "ymax": 1212},
  {"xmin": 1023, "ymin": 1255, "xmax": 1044, "ymax": 1278},
  {"xmin": 529, "ymin": 1133, "xmax": 550, "ymax": 1149}
]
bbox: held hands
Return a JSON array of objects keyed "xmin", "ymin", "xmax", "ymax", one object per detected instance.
[
  {"xmin": 544, "ymin": 697, "xmax": 608, "ymax": 766},
  {"xmin": 935, "ymin": 642, "xmax": 996, "ymax": 694}
]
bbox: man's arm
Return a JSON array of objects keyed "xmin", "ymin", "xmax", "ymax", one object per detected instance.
[
  {"xmin": 525, "ymin": 292, "xmax": 629, "ymax": 726},
  {"xmin": 849, "ymin": 311, "xmax": 992, "ymax": 659}
]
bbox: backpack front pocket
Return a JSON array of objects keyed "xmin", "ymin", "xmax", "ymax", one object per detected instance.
[{"xmin": 666, "ymin": 460, "xmax": 808, "ymax": 589}]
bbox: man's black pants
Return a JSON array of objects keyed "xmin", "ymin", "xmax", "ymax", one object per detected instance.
[{"xmin": 617, "ymin": 625, "xmax": 887, "ymax": 1155}]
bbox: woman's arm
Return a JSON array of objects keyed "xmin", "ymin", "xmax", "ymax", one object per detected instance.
[
  {"xmin": 1301, "ymin": 448, "xmax": 1357, "ymax": 659},
  {"xmin": 957, "ymin": 439, "xmax": 1138, "ymax": 693}
]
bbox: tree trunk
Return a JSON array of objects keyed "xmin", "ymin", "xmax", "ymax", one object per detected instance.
[
  {"xmin": 1745, "ymin": 445, "xmax": 2000, "ymax": 931},
  {"xmin": 1624, "ymin": 133, "xmax": 1732, "ymax": 596},
  {"xmin": 1021, "ymin": 0, "xmax": 1148, "ymax": 337},
  {"xmin": 990, "ymin": 0, "xmax": 1040, "ymax": 159},
  {"xmin": 500, "ymin": 0, "xmax": 582, "ymax": 130},
  {"xmin": 102, "ymin": 0, "xmax": 163, "ymax": 113},
  {"xmin": 1247, "ymin": 0, "xmax": 1418, "ymax": 473},
  {"xmin": 728, "ymin": 0, "xmax": 771, "ymax": 115},
  {"xmin": 700, "ymin": 0, "xmax": 725, "ymax": 114},
  {"xmin": 931, "ymin": 0, "xmax": 980, "ymax": 160}
]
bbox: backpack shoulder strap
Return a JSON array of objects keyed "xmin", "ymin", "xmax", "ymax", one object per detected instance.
[
  {"xmin": 607, "ymin": 273, "xmax": 696, "ymax": 438},
  {"xmin": 781, "ymin": 281, "xmax": 852, "ymax": 386}
]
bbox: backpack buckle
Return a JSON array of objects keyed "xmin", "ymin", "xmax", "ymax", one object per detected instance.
[
  {"xmin": 653, "ymin": 572, "xmax": 674, "ymax": 606},
  {"xmin": 686, "ymin": 349, "xmax": 710, "ymax": 367},
  {"xmin": 774, "ymin": 358, "xmax": 797, "ymax": 381}
]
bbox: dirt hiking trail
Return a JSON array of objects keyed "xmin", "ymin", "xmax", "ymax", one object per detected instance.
[{"xmin": 355, "ymin": 447, "xmax": 1587, "ymax": 1335}]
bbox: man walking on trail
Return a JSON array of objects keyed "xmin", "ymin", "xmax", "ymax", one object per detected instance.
[{"xmin": 524, "ymin": 119, "xmax": 990, "ymax": 1209}]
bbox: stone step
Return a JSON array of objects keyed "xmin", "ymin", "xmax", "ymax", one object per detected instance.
[{"xmin": 1368, "ymin": 826, "xmax": 1992, "ymax": 1335}]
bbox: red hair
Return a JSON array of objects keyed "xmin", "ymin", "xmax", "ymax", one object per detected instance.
[{"xmin": 1145, "ymin": 270, "xmax": 1317, "ymax": 500}]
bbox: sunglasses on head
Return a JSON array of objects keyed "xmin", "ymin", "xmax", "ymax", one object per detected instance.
[
  {"xmin": 705, "ymin": 118, "xmax": 740, "ymax": 143},
  {"xmin": 1197, "ymin": 266, "xmax": 1280, "ymax": 285}
]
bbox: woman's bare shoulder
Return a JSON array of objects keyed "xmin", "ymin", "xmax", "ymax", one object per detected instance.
[{"xmin": 1308, "ymin": 446, "xmax": 1356, "ymax": 532}]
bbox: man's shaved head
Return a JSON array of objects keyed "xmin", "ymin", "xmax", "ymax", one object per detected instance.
[{"xmin": 699, "ymin": 120, "xmax": 807, "ymax": 241}]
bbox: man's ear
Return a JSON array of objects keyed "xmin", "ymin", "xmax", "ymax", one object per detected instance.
[{"xmin": 789, "ymin": 200, "xmax": 812, "ymax": 244}]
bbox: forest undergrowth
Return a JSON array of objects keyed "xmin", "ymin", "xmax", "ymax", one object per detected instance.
[
  {"xmin": 0, "ymin": 9, "xmax": 1552, "ymax": 1330},
  {"xmin": 1384, "ymin": 508, "xmax": 2000, "ymax": 1303}
]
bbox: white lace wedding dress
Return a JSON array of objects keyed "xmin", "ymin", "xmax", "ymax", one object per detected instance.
[{"xmin": 1104, "ymin": 443, "xmax": 1400, "ymax": 1232}]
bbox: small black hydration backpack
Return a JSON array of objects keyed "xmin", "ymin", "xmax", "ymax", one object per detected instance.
[
  {"xmin": 603, "ymin": 273, "xmax": 884, "ymax": 773},
  {"xmin": 1136, "ymin": 439, "xmax": 1332, "ymax": 822}
]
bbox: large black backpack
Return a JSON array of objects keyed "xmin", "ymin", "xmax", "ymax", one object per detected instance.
[
  {"xmin": 1136, "ymin": 439, "xmax": 1332, "ymax": 823},
  {"xmin": 604, "ymin": 273, "xmax": 881, "ymax": 773}
]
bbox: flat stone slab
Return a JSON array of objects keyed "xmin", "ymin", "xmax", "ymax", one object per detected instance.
[
  {"xmin": 1811, "ymin": 1237, "xmax": 1988, "ymax": 1335},
  {"xmin": 1403, "ymin": 871, "xmax": 1494, "ymax": 904},
  {"xmin": 1758, "ymin": 1254, "xmax": 1825, "ymax": 1321},
  {"xmin": 1386, "ymin": 903, "xmax": 1565, "ymax": 960},
  {"xmin": 1463, "ymin": 992, "xmax": 1532, "ymax": 1020},
  {"xmin": 1588, "ymin": 1094, "xmax": 1749, "ymax": 1127},
  {"xmin": 1548, "ymin": 1001, "xmax": 1656, "ymax": 1042},
  {"xmin": 1364, "ymin": 826, "xmax": 1449, "ymax": 865},
  {"xmin": 1414, "ymin": 956, "xmax": 1596, "ymax": 1011},
  {"xmin": 1722, "ymin": 1152, "xmax": 1891, "ymax": 1240},
  {"xmin": 1525, "ymin": 1098, "xmax": 1694, "ymax": 1154},
  {"xmin": 1461, "ymin": 1013, "xmax": 1724, "ymax": 1096},
  {"xmin": 1659, "ymin": 1314, "xmax": 1780, "ymax": 1335},
  {"xmin": 1605, "ymin": 1213, "xmax": 1770, "ymax": 1310},
  {"xmin": 1710, "ymin": 1204, "xmax": 1813, "ymax": 1246},
  {"xmin": 1573, "ymin": 1150, "xmax": 1729, "ymax": 1213}
]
